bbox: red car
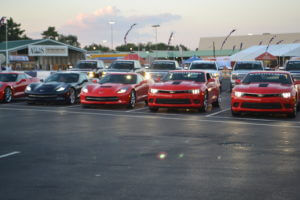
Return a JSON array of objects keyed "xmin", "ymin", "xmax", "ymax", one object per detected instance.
[
  {"xmin": 148, "ymin": 70, "xmax": 221, "ymax": 112},
  {"xmin": 0, "ymin": 72, "xmax": 40, "ymax": 103},
  {"xmin": 231, "ymin": 71, "xmax": 300, "ymax": 118},
  {"xmin": 80, "ymin": 73, "xmax": 153, "ymax": 108}
]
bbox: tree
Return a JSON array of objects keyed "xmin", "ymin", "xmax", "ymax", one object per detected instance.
[
  {"xmin": 41, "ymin": 26, "xmax": 59, "ymax": 40},
  {"xmin": 58, "ymin": 34, "xmax": 80, "ymax": 47},
  {"xmin": 0, "ymin": 17, "xmax": 30, "ymax": 42},
  {"xmin": 114, "ymin": 42, "xmax": 189, "ymax": 52},
  {"xmin": 84, "ymin": 43, "xmax": 110, "ymax": 52}
]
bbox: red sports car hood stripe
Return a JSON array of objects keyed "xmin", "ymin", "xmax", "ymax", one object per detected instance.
[
  {"xmin": 152, "ymin": 81, "xmax": 204, "ymax": 90},
  {"xmin": 234, "ymin": 83, "xmax": 292, "ymax": 93}
]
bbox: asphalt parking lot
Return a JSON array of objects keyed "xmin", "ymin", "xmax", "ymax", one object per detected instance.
[{"xmin": 1, "ymin": 79, "xmax": 300, "ymax": 200}]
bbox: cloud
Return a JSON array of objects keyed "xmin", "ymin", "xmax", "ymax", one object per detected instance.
[{"xmin": 59, "ymin": 6, "xmax": 181, "ymax": 47}]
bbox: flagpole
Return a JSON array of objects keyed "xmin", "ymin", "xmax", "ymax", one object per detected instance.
[{"xmin": 5, "ymin": 19, "xmax": 8, "ymax": 67}]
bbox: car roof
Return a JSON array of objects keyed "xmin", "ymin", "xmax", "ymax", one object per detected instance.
[
  {"xmin": 191, "ymin": 60, "xmax": 216, "ymax": 64},
  {"xmin": 235, "ymin": 61, "xmax": 262, "ymax": 64},
  {"xmin": 152, "ymin": 60, "xmax": 177, "ymax": 63},
  {"xmin": 0, "ymin": 71, "xmax": 23, "ymax": 75},
  {"xmin": 248, "ymin": 71, "xmax": 291, "ymax": 75},
  {"xmin": 105, "ymin": 72, "xmax": 138, "ymax": 75},
  {"xmin": 170, "ymin": 70, "xmax": 206, "ymax": 73}
]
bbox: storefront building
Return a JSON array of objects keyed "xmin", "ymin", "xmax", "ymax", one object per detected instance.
[{"xmin": 0, "ymin": 39, "xmax": 86, "ymax": 70}]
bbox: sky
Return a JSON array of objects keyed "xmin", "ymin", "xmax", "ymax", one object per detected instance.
[{"xmin": 1, "ymin": 0, "xmax": 300, "ymax": 50}]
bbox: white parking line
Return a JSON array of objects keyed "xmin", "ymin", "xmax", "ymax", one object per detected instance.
[
  {"xmin": 0, "ymin": 151, "xmax": 21, "ymax": 159},
  {"xmin": 0, "ymin": 107, "xmax": 300, "ymax": 128},
  {"xmin": 126, "ymin": 107, "xmax": 148, "ymax": 112},
  {"xmin": 65, "ymin": 105, "xmax": 81, "ymax": 108},
  {"xmin": 205, "ymin": 108, "xmax": 231, "ymax": 117}
]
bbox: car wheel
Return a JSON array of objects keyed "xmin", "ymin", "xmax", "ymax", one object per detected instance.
[
  {"xmin": 3, "ymin": 87, "xmax": 12, "ymax": 103},
  {"xmin": 127, "ymin": 90, "xmax": 136, "ymax": 109},
  {"xmin": 212, "ymin": 95, "xmax": 221, "ymax": 107},
  {"xmin": 231, "ymin": 109, "xmax": 241, "ymax": 117},
  {"xmin": 199, "ymin": 92, "xmax": 208, "ymax": 112},
  {"xmin": 149, "ymin": 107, "xmax": 159, "ymax": 112},
  {"xmin": 66, "ymin": 88, "xmax": 76, "ymax": 105},
  {"xmin": 287, "ymin": 102, "xmax": 297, "ymax": 118}
]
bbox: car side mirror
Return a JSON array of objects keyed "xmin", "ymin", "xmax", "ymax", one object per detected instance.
[{"xmin": 235, "ymin": 79, "xmax": 241, "ymax": 84}]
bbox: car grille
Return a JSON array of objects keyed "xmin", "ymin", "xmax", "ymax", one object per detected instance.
[
  {"xmin": 156, "ymin": 98, "xmax": 191, "ymax": 104},
  {"xmin": 158, "ymin": 90, "xmax": 189, "ymax": 94},
  {"xmin": 86, "ymin": 96, "xmax": 119, "ymax": 102},
  {"xmin": 28, "ymin": 94, "xmax": 58, "ymax": 98},
  {"xmin": 241, "ymin": 102, "xmax": 282, "ymax": 109},
  {"xmin": 243, "ymin": 93, "xmax": 281, "ymax": 98}
]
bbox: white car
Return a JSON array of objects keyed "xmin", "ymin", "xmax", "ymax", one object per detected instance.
[{"xmin": 230, "ymin": 61, "xmax": 264, "ymax": 91}]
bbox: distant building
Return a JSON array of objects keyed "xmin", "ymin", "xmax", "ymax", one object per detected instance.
[
  {"xmin": 0, "ymin": 39, "xmax": 86, "ymax": 70},
  {"xmin": 199, "ymin": 32, "xmax": 300, "ymax": 51}
]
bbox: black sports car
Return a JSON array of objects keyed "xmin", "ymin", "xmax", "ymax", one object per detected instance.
[{"xmin": 25, "ymin": 72, "xmax": 88, "ymax": 104}]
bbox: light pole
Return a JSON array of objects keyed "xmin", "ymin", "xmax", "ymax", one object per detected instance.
[
  {"xmin": 108, "ymin": 21, "xmax": 116, "ymax": 50},
  {"xmin": 152, "ymin": 24, "xmax": 160, "ymax": 59}
]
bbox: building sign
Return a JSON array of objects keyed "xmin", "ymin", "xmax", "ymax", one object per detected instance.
[{"xmin": 28, "ymin": 45, "xmax": 68, "ymax": 57}]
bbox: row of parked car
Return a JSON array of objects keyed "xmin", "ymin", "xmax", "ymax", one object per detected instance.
[{"xmin": 1, "ymin": 59, "xmax": 300, "ymax": 117}]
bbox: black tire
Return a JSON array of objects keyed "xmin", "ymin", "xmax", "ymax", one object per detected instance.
[
  {"xmin": 127, "ymin": 90, "xmax": 136, "ymax": 109},
  {"xmin": 199, "ymin": 92, "xmax": 208, "ymax": 112},
  {"xmin": 149, "ymin": 107, "xmax": 159, "ymax": 112},
  {"xmin": 3, "ymin": 87, "xmax": 12, "ymax": 103},
  {"xmin": 287, "ymin": 102, "xmax": 297, "ymax": 118},
  {"xmin": 212, "ymin": 95, "xmax": 221, "ymax": 107},
  {"xmin": 66, "ymin": 88, "xmax": 76, "ymax": 105},
  {"xmin": 231, "ymin": 109, "xmax": 241, "ymax": 117}
]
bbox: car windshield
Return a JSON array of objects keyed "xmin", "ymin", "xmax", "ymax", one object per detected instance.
[
  {"xmin": 286, "ymin": 61, "xmax": 300, "ymax": 71},
  {"xmin": 110, "ymin": 61, "xmax": 134, "ymax": 70},
  {"xmin": 163, "ymin": 72, "xmax": 205, "ymax": 82},
  {"xmin": 75, "ymin": 62, "xmax": 98, "ymax": 69},
  {"xmin": 0, "ymin": 74, "xmax": 18, "ymax": 82},
  {"xmin": 234, "ymin": 63, "xmax": 263, "ymax": 70},
  {"xmin": 243, "ymin": 73, "xmax": 292, "ymax": 84},
  {"xmin": 45, "ymin": 73, "xmax": 79, "ymax": 83},
  {"xmin": 100, "ymin": 74, "xmax": 137, "ymax": 84},
  {"xmin": 150, "ymin": 62, "xmax": 176, "ymax": 70},
  {"xmin": 190, "ymin": 63, "xmax": 217, "ymax": 70}
]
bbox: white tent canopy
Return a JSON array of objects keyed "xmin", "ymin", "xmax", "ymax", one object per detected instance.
[{"xmin": 230, "ymin": 43, "xmax": 300, "ymax": 61}]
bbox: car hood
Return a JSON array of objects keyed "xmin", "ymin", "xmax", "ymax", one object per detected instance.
[
  {"xmin": 86, "ymin": 83, "xmax": 131, "ymax": 94},
  {"xmin": 234, "ymin": 83, "xmax": 292, "ymax": 93},
  {"xmin": 152, "ymin": 81, "xmax": 204, "ymax": 90},
  {"xmin": 29, "ymin": 82, "xmax": 71, "ymax": 93}
]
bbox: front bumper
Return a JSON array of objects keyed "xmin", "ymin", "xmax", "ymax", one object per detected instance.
[
  {"xmin": 80, "ymin": 93, "xmax": 130, "ymax": 105},
  {"xmin": 231, "ymin": 95, "xmax": 296, "ymax": 113},
  {"xmin": 148, "ymin": 93, "xmax": 204, "ymax": 108},
  {"xmin": 25, "ymin": 92, "xmax": 70, "ymax": 102}
]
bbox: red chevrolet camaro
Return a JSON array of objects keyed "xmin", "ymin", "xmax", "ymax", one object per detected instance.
[
  {"xmin": 80, "ymin": 73, "xmax": 153, "ymax": 108},
  {"xmin": 148, "ymin": 70, "xmax": 221, "ymax": 112},
  {"xmin": 231, "ymin": 71, "xmax": 300, "ymax": 118},
  {"xmin": 0, "ymin": 72, "xmax": 39, "ymax": 103}
]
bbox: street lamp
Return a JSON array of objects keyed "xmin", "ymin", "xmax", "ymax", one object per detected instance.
[
  {"xmin": 152, "ymin": 24, "xmax": 160, "ymax": 44},
  {"xmin": 108, "ymin": 21, "xmax": 116, "ymax": 50}
]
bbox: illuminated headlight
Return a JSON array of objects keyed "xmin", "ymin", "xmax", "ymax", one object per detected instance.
[
  {"xmin": 25, "ymin": 85, "xmax": 31, "ymax": 91},
  {"xmin": 191, "ymin": 89, "xmax": 200, "ymax": 94},
  {"xmin": 234, "ymin": 91, "xmax": 244, "ymax": 97},
  {"xmin": 117, "ymin": 88, "xmax": 128, "ymax": 94},
  {"xmin": 150, "ymin": 89, "xmax": 158, "ymax": 94},
  {"xmin": 212, "ymin": 73, "xmax": 219, "ymax": 78},
  {"xmin": 82, "ymin": 88, "xmax": 88, "ymax": 93},
  {"xmin": 145, "ymin": 72, "xmax": 151, "ymax": 80},
  {"xmin": 56, "ymin": 87, "xmax": 66, "ymax": 92},
  {"xmin": 88, "ymin": 72, "xmax": 95, "ymax": 78},
  {"xmin": 102, "ymin": 72, "xmax": 107, "ymax": 77},
  {"xmin": 282, "ymin": 92, "xmax": 291, "ymax": 98}
]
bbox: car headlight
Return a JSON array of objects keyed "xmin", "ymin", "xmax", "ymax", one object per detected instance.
[
  {"xmin": 145, "ymin": 72, "xmax": 151, "ymax": 80},
  {"xmin": 56, "ymin": 87, "xmax": 66, "ymax": 92},
  {"xmin": 25, "ymin": 85, "xmax": 31, "ymax": 91},
  {"xmin": 88, "ymin": 72, "xmax": 95, "ymax": 78},
  {"xmin": 102, "ymin": 72, "xmax": 107, "ymax": 77},
  {"xmin": 282, "ymin": 92, "xmax": 291, "ymax": 98},
  {"xmin": 191, "ymin": 89, "xmax": 200, "ymax": 94},
  {"xmin": 82, "ymin": 87, "xmax": 88, "ymax": 93},
  {"xmin": 150, "ymin": 89, "xmax": 158, "ymax": 94},
  {"xmin": 234, "ymin": 91, "xmax": 244, "ymax": 97},
  {"xmin": 117, "ymin": 88, "xmax": 128, "ymax": 94}
]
